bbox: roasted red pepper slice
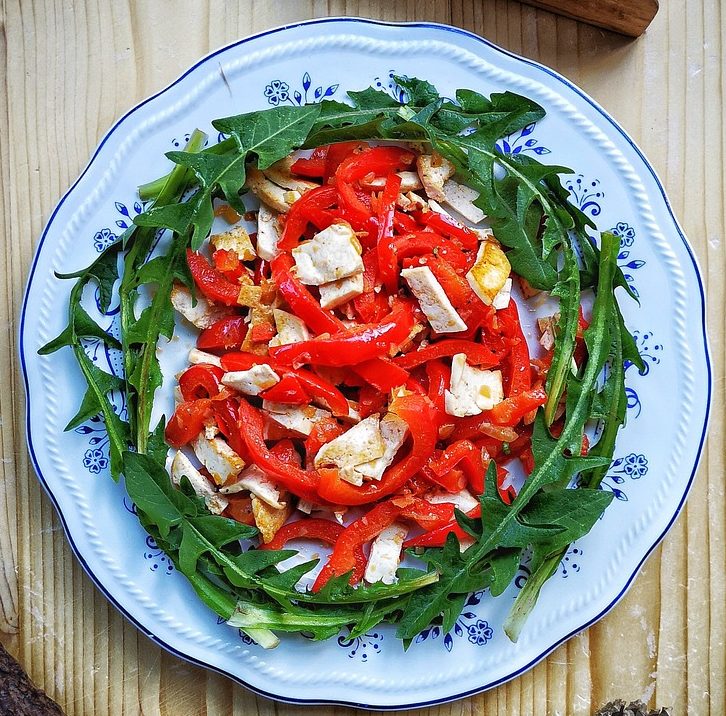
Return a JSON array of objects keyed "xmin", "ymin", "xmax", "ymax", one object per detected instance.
[
  {"xmin": 395, "ymin": 339, "xmax": 502, "ymax": 370},
  {"xmin": 236, "ymin": 399, "xmax": 320, "ymax": 502},
  {"xmin": 353, "ymin": 250, "xmax": 389, "ymax": 323},
  {"xmin": 178, "ymin": 364, "xmax": 225, "ymax": 401},
  {"xmin": 270, "ymin": 438, "xmax": 303, "ymax": 467},
  {"xmin": 220, "ymin": 352, "xmax": 350, "ymax": 417},
  {"xmin": 269, "ymin": 300, "xmax": 415, "ymax": 368},
  {"xmin": 403, "ymin": 505, "xmax": 480, "ymax": 549},
  {"xmin": 392, "ymin": 210, "xmax": 421, "ymax": 234},
  {"xmin": 270, "ymin": 254, "xmax": 343, "ymax": 335},
  {"xmin": 351, "ymin": 357, "xmax": 410, "ymax": 392},
  {"xmin": 212, "ymin": 249, "xmax": 244, "ymax": 282},
  {"xmin": 399, "ymin": 498, "xmax": 458, "ymax": 531},
  {"xmin": 324, "ymin": 141, "xmax": 364, "ymax": 181},
  {"xmin": 421, "ymin": 466, "xmax": 467, "ymax": 493},
  {"xmin": 259, "ymin": 373, "xmax": 310, "ymax": 404},
  {"xmin": 428, "ymin": 439, "xmax": 486, "ymax": 495},
  {"xmin": 291, "ymin": 146, "xmax": 329, "ymax": 177},
  {"xmin": 278, "ymin": 185, "xmax": 339, "ymax": 251},
  {"xmin": 312, "ymin": 499, "xmax": 407, "ymax": 591},
  {"xmin": 317, "ymin": 394, "xmax": 438, "ymax": 505},
  {"xmin": 422, "ymin": 211, "xmax": 479, "ymax": 249},
  {"xmin": 357, "ymin": 384, "xmax": 387, "ymax": 418},
  {"xmin": 197, "ymin": 316, "xmax": 248, "ymax": 353},
  {"xmin": 425, "ymin": 359, "xmax": 450, "ymax": 423},
  {"xmin": 260, "ymin": 519, "xmax": 366, "ymax": 587},
  {"xmin": 223, "ymin": 494, "xmax": 255, "ymax": 525},
  {"xmin": 486, "ymin": 387, "xmax": 547, "ymax": 426},
  {"xmin": 249, "ymin": 323, "xmax": 276, "ymax": 343},
  {"xmin": 212, "ymin": 397, "xmax": 249, "ymax": 460},
  {"xmin": 497, "ymin": 301, "xmax": 532, "ymax": 396},
  {"xmin": 305, "ymin": 416, "xmax": 345, "ymax": 463},
  {"xmin": 336, "ymin": 146, "xmax": 415, "ymax": 219},
  {"xmin": 165, "ymin": 398, "xmax": 212, "ymax": 448},
  {"xmin": 186, "ymin": 249, "xmax": 240, "ymax": 306},
  {"xmin": 376, "ymin": 173, "xmax": 402, "ymax": 293},
  {"xmin": 450, "ymin": 388, "xmax": 547, "ymax": 441}
]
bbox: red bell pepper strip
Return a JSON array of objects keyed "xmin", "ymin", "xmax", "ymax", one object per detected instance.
[
  {"xmin": 236, "ymin": 399, "xmax": 320, "ymax": 502},
  {"xmin": 422, "ymin": 211, "xmax": 479, "ymax": 249},
  {"xmin": 425, "ymin": 257, "xmax": 477, "ymax": 310},
  {"xmin": 269, "ymin": 300, "xmax": 415, "ymax": 368},
  {"xmin": 403, "ymin": 505, "xmax": 481, "ymax": 549},
  {"xmin": 392, "ymin": 210, "xmax": 421, "ymax": 234},
  {"xmin": 497, "ymin": 301, "xmax": 532, "ymax": 396},
  {"xmin": 270, "ymin": 254, "xmax": 343, "ymax": 335},
  {"xmin": 304, "ymin": 416, "xmax": 345, "ymax": 463},
  {"xmin": 486, "ymin": 387, "xmax": 547, "ymax": 426},
  {"xmin": 395, "ymin": 339, "xmax": 502, "ymax": 370},
  {"xmin": 428, "ymin": 439, "xmax": 486, "ymax": 495},
  {"xmin": 357, "ymin": 384, "xmax": 387, "ymax": 418},
  {"xmin": 352, "ymin": 357, "xmax": 410, "ymax": 392},
  {"xmin": 212, "ymin": 249, "xmax": 244, "ymax": 282},
  {"xmin": 323, "ymin": 141, "xmax": 364, "ymax": 181},
  {"xmin": 399, "ymin": 498, "xmax": 458, "ymax": 531},
  {"xmin": 316, "ymin": 394, "xmax": 438, "ymax": 505},
  {"xmin": 259, "ymin": 373, "xmax": 310, "ymax": 405},
  {"xmin": 497, "ymin": 465, "xmax": 516, "ymax": 505},
  {"xmin": 278, "ymin": 185, "xmax": 338, "ymax": 251},
  {"xmin": 376, "ymin": 173, "xmax": 402, "ymax": 293},
  {"xmin": 178, "ymin": 364, "xmax": 225, "ymax": 401},
  {"xmin": 425, "ymin": 359, "xmax": 450, "ymax": 416},
  {"xmin": 186, "ymin": 249, "xmax": 241, "ymax": 306},
  {"xmin": 212, "ymin": 397, "xmax": 249, "ymax": 461},
  {"xmin": 165, "ymin": 398, "xmax": 212, "ymax": 448},
  {"xmin": 253, "ymin": 258, "xmax": 270, "ymax": 285},
  {"xmin": 450, "ymin": 388, "xmax": 547, "ymax": 441},
  {"xmin": 312, "ymin": 499, "xmax": 407, "ymax": 591},
  {"xmin": 421, "ymin": 466, "xmax": 467, "ymax": 493},
  {"xmin": 353, "ymin": 250, "xmax": 389, "ymax": 324},
  {"xmin": 220, "ymin": 352, "xmax": 350, "ymax": 417},
  {"xmin": 223, "ymin": 494, "xmax": 255, "ymax": 525},
  {"xmin": 197, "ymin": 316, "xmax": 248, "ymax": 353},
  {"xmin": 336, "ymin": 146, "xmax": 414, "ymax": 219},
  {"xmin": 249, "ymin": 322, "xmax": 276, "ymax": 343},
  {"xmin": 291, "ymin": 146, "xmax": 329, "ymax": 177},
  {"xmin": 270, "ymin": 438, "xmax": 303, "ymax": 467},
  {"xmin": 260, "ymin": 519, "xmax": 365, "ymax": 585}
]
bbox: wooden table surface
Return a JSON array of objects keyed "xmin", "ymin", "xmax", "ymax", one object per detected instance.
[{"xmin": 1, "ymin": 1, "xmax": 723, "ymax": 714}]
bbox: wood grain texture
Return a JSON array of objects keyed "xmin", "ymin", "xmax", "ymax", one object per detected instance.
[
  {"xmin": 0, "ymin": 1, "xmax": 723, "ymax": 714},
  {"xmin": 517, "ymin": 0, "xmax": 659, "ymax": 37}
]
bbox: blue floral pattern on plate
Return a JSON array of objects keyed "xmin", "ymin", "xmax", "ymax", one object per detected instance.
[
  {"xmin": 264, "ymin": 73, "xmax": 339, "ymax": 106},
  {"xmin": 414, "ymin": 592, "xmax": 493, "ymax": 652},
  {"xmin": 337, "ymin": 629, "xmax": 383, "ymax": 661}
]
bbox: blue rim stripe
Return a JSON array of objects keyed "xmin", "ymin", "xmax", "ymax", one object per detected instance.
[{"xmin": 19, "ymin": 17, "xmax": 712, "ymax": 710}]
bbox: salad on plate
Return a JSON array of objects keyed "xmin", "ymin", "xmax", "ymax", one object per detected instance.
[{"xmin": 40, "ymin": 76, "xmax": 643, "ymax": 649}]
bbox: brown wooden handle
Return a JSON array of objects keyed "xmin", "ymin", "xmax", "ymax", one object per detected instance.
[{"xmin": 517, "ymin": 0, "xmax": 659, "ymax": 37}]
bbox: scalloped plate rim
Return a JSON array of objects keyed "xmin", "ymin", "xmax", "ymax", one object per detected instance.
[{"xmin": 19, "ymin": 17, "xmax": 712, "ymax": 710}]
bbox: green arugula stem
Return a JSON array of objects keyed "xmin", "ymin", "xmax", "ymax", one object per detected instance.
[
  {"xmin": 544, "ymin": 244, "xmax": 581, "ymax": 425},
  {"xmin": 471, "ymin": 232, "xmax": 619, "ymax": 562},
  {"xmin": 120, "ymin": 129, "xmax": 206, "ymax": 448},
  {"xmin": 504, "ymin": 236, "xmax": 624, "ymax": 641},
  {"xmin": 138, "ymin": 136, "xmax": 236, "ymax": 201}
]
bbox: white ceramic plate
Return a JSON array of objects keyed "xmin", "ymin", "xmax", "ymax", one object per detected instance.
[{"xmin": 21, "ymin": 18, "xmax": 711, "ymax": 709}]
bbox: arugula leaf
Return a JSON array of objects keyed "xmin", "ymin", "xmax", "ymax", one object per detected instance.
[
  {"xmin": 213, "ymin": 104, "xmax": 322, "ymax": 169},
  {"xmin": 55, "ymin": 241, "xmax": 121, "ymax": 314},
  {"xmin": 397, "ymin": 534, "xmax": 492, "ymax": 639}
]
